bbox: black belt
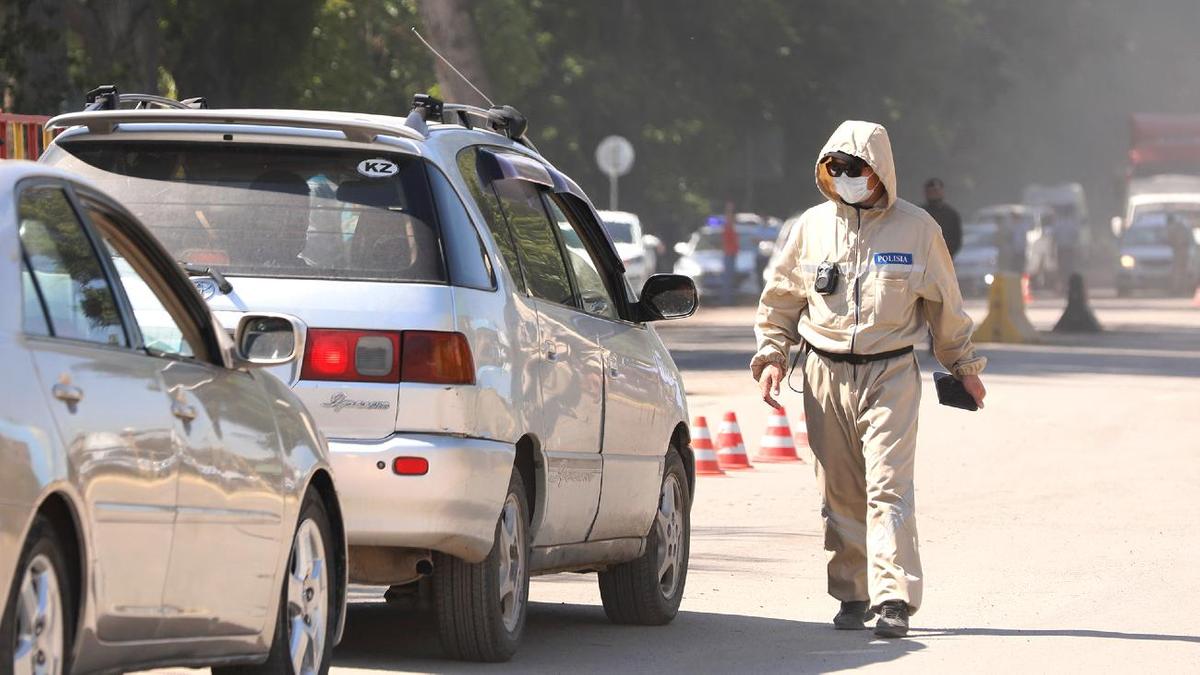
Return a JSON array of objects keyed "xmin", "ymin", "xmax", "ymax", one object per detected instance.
[{"xmin": 804, "ymin": 343, "xmax": 914, "ymax": 365}]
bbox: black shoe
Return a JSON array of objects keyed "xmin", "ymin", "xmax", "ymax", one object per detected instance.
[
  {"xmin": 873, "ymin": 600, "xmax": 910, "ymax": 638},
  {"xmin": 833, "ymin": 601, "xmax": 874, "ymax": 630}
]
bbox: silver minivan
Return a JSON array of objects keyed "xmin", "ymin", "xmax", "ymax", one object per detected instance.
[{"xmin": 43, "ymin": 93, "xmax": 699, "ymax": 662}]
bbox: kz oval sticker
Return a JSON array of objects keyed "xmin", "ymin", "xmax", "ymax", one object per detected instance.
[{"xmin": 357, "ymin": 158, "xmax": 398, "ymax": 178}]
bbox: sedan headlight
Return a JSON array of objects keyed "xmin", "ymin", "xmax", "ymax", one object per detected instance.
[{"xmin": 1120, "ymin": 254, "xmax": 1136, "ymax": 269}]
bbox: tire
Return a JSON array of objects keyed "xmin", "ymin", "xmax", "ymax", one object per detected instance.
[
  {"xmin": 216, "ymin": 490, "xmax": 338, "ymax": 675},
  {"xmin": 598, "ymin": 449, "xmax": 691, "ymax": 625},
  {"xmin": 433, "ymin": 467, "xmax": 530, "ymax": 662},
  {"xmin": 1, "ymin": 514, "xmax": 74, "ymax": 675}
]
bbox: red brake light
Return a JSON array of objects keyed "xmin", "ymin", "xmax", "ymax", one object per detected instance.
[
  {"xmin": 392, "ymin": 457, "xmax": 429, "ymax": 476},
  {"xmin": 401, "ymin": 331, "xmax": 475, "ymax": 385},
  {"xmin": 301, "ymin": 329, "xmax": 401, "ymax": 382}
]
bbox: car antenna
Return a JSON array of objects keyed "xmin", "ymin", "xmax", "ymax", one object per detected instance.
[{"xmin": 410, "ymin": 26, "xmax": 495, "ymax": 107}]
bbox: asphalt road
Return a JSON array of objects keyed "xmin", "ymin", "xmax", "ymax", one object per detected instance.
[{"xmin": 140, "ymin": 293, "xmax": 1200, "ymax": 674}]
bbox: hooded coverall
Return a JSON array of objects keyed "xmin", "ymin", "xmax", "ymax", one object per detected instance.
[{"xmin": 751, "ymin": 121, "xmax": 986, "ymax": 614}]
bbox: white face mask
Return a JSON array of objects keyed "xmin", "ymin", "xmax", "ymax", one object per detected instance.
[{"xmin": 833, "ymin": 174, "xmax": 872, "ymax": 204}]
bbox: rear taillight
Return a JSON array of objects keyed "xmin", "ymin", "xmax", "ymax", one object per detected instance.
[
  {"xmin": 300, "ymin": 329, "xmax": 474, "ymax": 384},
  {"xmin": 401, "ymin": 331, "xmax": 475, "ymax": 385},
  {"xmin": 301, "ymin": 329, "xmax": 401, "ymax": 382}
]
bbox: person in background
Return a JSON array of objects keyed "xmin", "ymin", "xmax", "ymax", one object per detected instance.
[
  {"xmin": 922, "ymin": 178, "xmax": 962, "ymax": 258},
  {"xmin": 721, "ymin": 199, "xmax": 739, "ymax": 305}
]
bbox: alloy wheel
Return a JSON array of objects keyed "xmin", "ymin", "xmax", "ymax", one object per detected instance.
[
  {"xmin": 286, "ymin": 519, "xmax": 328, "ymax": 675},
  {"xmin": 496, "ymin": 494, "xmax": 526, "ymax": 632},
  {"xmin": 655, "ymin": 474, "xmax": 685, "ymax": 599},
  {"xmin": 12, "ymin": 553, "xmax": 63, "ymax": 675}
]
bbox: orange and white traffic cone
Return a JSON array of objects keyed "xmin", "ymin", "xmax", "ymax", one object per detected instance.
[
  {"xmin": 691, "ymin": 416, "xmax": 725, "ymax": 476},
  {"xmin": 755, "ymin": 407, "xmax": 802, "ymax": 462},
  {"xmin": 716, "ymin": 412, "xmax": 753, "ymax": 470},
  {"xmin": 1021, "ymin": 273, "xmax": 1033, "ymax": 306}
]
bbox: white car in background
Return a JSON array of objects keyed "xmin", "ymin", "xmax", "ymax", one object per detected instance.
[
  {"xmin": 597, "ymin": 209, "xmax": 654, "ymax": 290},
  {"xmin": 44, "ymin": 90, "xmax": 699, "ymax": 663}
]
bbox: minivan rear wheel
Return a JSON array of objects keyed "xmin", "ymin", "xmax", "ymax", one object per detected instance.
[
  {"xmin": 433, "ymin": 467, "xmax": 530, "ymax": 662},
  {"xmin": 598, "ymin": 449, "xmax": 690, "ymax": 625}
]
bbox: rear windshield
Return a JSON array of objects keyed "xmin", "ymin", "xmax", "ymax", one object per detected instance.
[{"xmin": 48, "ymin": 142, "xmax": 445, "ymax": 282}]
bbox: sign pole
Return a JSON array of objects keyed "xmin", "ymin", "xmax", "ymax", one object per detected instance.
[{"xmin": 609, "ymin": 174, "xmax": 618, "ymax": 210}]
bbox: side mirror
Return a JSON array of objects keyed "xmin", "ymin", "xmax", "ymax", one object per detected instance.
[
  {"xmin": 1110, "ymin": 216, "xmax": 1124, "ymax": 238},
  {"xmin": 673, "ymin": 242, "xmax": 690, "ymax": 256},
  {"xmin": 233, "ymin": 313, "xmax": 304, "ymax": 368},
  {"xmin": 637, "ymin": 274, "xmax": 699, "ymax": 321}
]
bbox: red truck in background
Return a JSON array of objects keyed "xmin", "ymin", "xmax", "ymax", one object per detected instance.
[{"xmin": 0, "ymin": 113, "xmax": 52, "ymax": 159}]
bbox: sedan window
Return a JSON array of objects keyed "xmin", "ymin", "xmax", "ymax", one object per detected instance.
[
  {"xmin": 20, "ymin": 258, "xmax": 50, "ymax": 336},
  {"xmin": 18, "ymin": 186, "xmax": 127, "ymax": 346},
  {"xmin": 86, "ymin": 205, "xmax": 198, "ymax": 359}
]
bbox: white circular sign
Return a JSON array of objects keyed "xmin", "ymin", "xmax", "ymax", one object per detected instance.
[
  {"xmin": 357, "ymin": 158, "xmax": 398, "ymax": 178},
  {"xmin": 595, "ymin": 135, "xmax": 635, "ymax": 177}
]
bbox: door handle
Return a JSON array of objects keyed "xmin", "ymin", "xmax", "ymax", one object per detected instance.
[
  {"xmin": 171, "ymin": 401, "xmax": 198, "ymax": 422},
  {"xmin": 543, "ymin": 340, "xmax": 558, "ymax": 361},
  {"xmin": 52, "ymin": 383, "xmax": 83, "ymax": 404}
]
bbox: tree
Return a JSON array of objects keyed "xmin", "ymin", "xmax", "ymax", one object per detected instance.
[
  {"xmin": 416, "ymin": 0, "xmax": 494, "ymax": 107},
  {"xmin": 2, "ymin": 0, "xmax": 70, "ymax": 113}
]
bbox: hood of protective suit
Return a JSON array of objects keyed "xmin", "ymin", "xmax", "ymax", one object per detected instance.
[{"xmin": 815, "ymin": 120, "xmax": 898, "ymax": 211}]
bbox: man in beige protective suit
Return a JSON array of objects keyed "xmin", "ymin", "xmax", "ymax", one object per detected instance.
[{"xmin": 752, "ymin": 121, "xmax": 987, "ymax": 638}]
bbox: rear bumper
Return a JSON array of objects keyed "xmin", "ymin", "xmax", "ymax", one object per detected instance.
[{"xmin": 327, "ymin": 433, "xmax": 514, "ymax": 563}]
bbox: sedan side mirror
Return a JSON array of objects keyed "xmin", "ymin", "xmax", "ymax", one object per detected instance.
[
  {"xmin": 233, "ymin": 313, "xmax": 304, "ymax": 368},
  {"xmin": 1110, "ymin": 216, "xmax": 1124, "ymax": 237},
  {"xmin": 637, "ymin": 274, "xmax": 699, "ymax": 321}
]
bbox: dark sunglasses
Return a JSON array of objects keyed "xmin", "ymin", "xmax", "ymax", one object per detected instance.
[{"xmin": 824, "ymin": 157, "xmax": 866, "ymax": 178}]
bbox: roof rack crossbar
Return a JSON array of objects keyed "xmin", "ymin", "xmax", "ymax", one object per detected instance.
[
  {"xmin": 82, "ymin": 84, "xmax": 208, "ymax": 111},
  {"xmin": 46, "ymin": 109, "xmax": 423, "ymax": 144},
  {"xmin": 403, "ymin": 94, "xmax": 535, "ymax": 150}
]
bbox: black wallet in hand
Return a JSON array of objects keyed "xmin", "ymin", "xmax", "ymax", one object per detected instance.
[{"xmin": 933, "ymin": 372, "xmax": 978, "ymax": 411}]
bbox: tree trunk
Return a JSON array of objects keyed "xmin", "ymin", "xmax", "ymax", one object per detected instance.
[{"xmin": 416, "ymin": 0, "xmax": 494, "ymax": 107}]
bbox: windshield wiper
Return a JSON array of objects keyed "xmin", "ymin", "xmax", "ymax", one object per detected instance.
[{"xmin": 179, "ymin": 262, "xmax": 233, "ymax": 294}]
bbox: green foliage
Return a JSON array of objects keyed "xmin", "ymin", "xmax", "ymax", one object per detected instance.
[{"xmin": 0, "ymin": 0, "xmax": 1163, "ymax": 238}]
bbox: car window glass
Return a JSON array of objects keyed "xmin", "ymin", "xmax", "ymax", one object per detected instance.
[
  {"xmin": 86, "ymin": 207, "xmax": 198, "ymax": 359},
  {"xmin": 544, "ymin": 197, "xmax": 618, "ymax": 319},
  {"xmin": 493, "ymin": 180, "xmax": 574, "ymax": 306},
  {"xmin": 457, "ymin": 147, "xmax": 524, "ymax": 290},
  {"xmin": 21, "ymin": 258, "xmax": 50, "ymax": 336},
  {"xmin": 51, "ymin": 142, "xmax": 445, "ymax": 283},
  {"xmin": 18, "ymin": 187, "xmax": 126, "ymax": 346},
  {"xmin": 428, "ymin": 166, "xmax": 494, "ymax": 290}
]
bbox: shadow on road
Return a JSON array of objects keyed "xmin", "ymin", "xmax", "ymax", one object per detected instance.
[
  {"xmin": 333, "ymin": 600, "xmax": 1200, "ymax": 673},
  {"xmin": 914, "ymin": 627, "xmax": 1200, "ymax": 643},
  {"xmin": 333, "ymin": 601, "xmax": 921, "ymax": 673}
]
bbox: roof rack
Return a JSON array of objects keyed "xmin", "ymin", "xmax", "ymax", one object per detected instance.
[
  {"xmin": 405, "ymin": 94, "xmax": 536, "ymax": 151},
  {"xmin": 84, "ymin": 84, "xmax": 208, "ymax": 111},
  {"xmin": 47, "ymin": 109, "xmax": 423, "ymax": 143}
]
